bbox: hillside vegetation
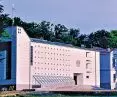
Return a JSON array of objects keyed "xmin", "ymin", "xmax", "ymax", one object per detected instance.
[{"xmin": 0, "ymin": 4, "xmax": 117, "ymax": 49}]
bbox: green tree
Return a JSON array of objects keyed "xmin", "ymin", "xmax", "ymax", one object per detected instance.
[
  {"xmin": 1, "ymin": 6, "xmax": 114, "ymax": 49},
  {"xmin": 12, "ymin": 17, "xmax": 39, "ymax": 38},
  {"xmin": 88, "ymin": 30, "xmax": 110, "ymax": 48},
  {"xmin": 69, "ymin": 28, "xmax": 80, "ymax": 38},
  {"xmin": 77, "ymin": 34, "xmax": 87, "ymax": 47},
  {"xmin": 109, "ymin": 30, "xmax": 117, "ymax": 48},
  {"xmin": 14, "ymin": 17, "xmax": 23, "ymax": 26},
  {"xmin": 38, "ymin": 21, "xmax": 54, "ymax": 40},
  {"xmin": 0, "ymin": 4, "xmax": 4, "ymax": 35},
  {"xmin": 0, "ymin": 4, "xmax": 10, "ymax": 37},
  {"xmin": 54, "ymin": 24, "xmax": 68, "ymax": 40},
  {"xmin": 1, "ymin": 30, "xmax": 11, "ymax": 39}
]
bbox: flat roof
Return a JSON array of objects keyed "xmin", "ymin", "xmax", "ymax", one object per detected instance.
[{"xmin": 31, "ymin": 38, "xmax": 99, "ymax": 52}]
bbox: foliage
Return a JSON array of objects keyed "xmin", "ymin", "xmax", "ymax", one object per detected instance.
[
  {"xmin": 0, "ymin": 4, "xmax": 9, "ymax": 37},
  {"xmin": 0, "ymin": 4, "xmax": 4, "ymax": 34},
  {"xmin": 54, "ymin": 24, "xmax": 68, "ymax": 40},
  {"xmin": 88, "ymin": 30, "xmax": 110, "ymax": 48},
  {"xmin": 1, "ymin": 4, "xmax": 117, "ymax": 48},
  {"xmin": 69, "ymin": 28, "xmax": 80, "ymax": 38},
  {"xmin": 1, "ymin": 30, "xmax": 11, "ymax": 38},
  {"xmin": 109, "ymin": 30, "xmax": 117, "ymax": 48}
]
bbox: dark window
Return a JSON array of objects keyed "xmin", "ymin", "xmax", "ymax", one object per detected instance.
[
  {"xmin": 113, "ymin": 74, "xmax": 116, "ymax": 82},
  {"xmin": 86, "ymin": 52, "xmax": 90, "ymax": 57},
  {"xmin": 86, "ymin": 60, "xmax": 91, "ymax": 62},
  {"xmin": 0, "ymin": 42, "xmax": 12, "ymax": 80},
  {"xmin": 86, "ymin": 76, "xmax": 89, "ymax": 78},
  {"xmin": 113, "ymin": 58, "xmax": 116, "ymax": 67},
  {"xmin": 6, "ymin": 50, "xmax": 11, "ymax": 79},
  {"xmin": 30, "ymin": 46, "xmax": 33, "ymax": 65}
]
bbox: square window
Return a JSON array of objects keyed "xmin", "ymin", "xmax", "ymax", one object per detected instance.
[{"xmin": 86, "ymin": 76, "xmax": 89, "ymax": 78}]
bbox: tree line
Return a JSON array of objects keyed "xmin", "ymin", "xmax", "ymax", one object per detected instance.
[{"xmin": 0, "ymin": 4, "xmax": 117, "ymax": 49}]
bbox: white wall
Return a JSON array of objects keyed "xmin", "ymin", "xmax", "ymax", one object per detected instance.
[
  {"xmin": 16, "ymin": 27, "xmax": 31, "ymax": 90},
  {"xmin": 95, "ymin": 52, "xmax": 100, "ymax": 87},
  {"xmin": 70, "ymin": 49, "xmax": 100, "ymax": 86},
  {"xmin": 31, "ymin": 41, "xmax": 100, "ymax": 87},
  {"xmin": 31, "ymin": 42, "xmax": 72, "ymax": 78}
]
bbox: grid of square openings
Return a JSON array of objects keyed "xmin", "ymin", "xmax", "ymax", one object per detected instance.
[
  {"xmin": 18, "ymin": 28, "xmax": 21, "ymax": 34},
  {"xmin": 32, "ymin": 44, "xmax": 71, "ymax": 76},
  {"xmin": 34, "ymin": 62, "xmax": 70, "ymax": 67},
  {"xmin": 34, "ymin": 66, "xmax": 70, "ymax": 72},
  {"xmin": 34, "ymin": 44, "xmax": 70, "ymax": 54},
  {"xmin": 33, "ymin": 44, "xmax": 71, "ymax": 64},
  {"xmin": 34, "ymin": 66, "xmax": 71, "ymax": 76}
]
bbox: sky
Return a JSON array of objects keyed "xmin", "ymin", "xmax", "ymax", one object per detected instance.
[{"xmin": 1, "ymin": 0, "xmax": 117, "ymax": 34}]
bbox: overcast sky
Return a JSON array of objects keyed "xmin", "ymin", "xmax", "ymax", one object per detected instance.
[{"xmin": 1, "ymin": 0, "xmax": 117, "ymax": 34}]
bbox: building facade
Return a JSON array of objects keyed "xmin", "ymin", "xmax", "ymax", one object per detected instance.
[
  {"xmin": 31, "ymin": 39, "xmax": 100, "ymax": 89},
  {"xmin": 0, "ymin": 26, "xmax": 100, "ymax": 90},
  {"xmin": 100, "ymin": 49, "xmax": 117, "ymax": 89}
]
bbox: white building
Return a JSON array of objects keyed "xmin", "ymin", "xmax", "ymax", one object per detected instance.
[{"xmin": 0, "ymin": 26, "xmax": 100, "ymax": 90}]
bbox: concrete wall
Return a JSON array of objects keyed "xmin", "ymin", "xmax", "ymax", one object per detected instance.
[
  {"xmin": 31, "ymin": 41, "xmax": 100, "ymax": 87},
  {"xmin": 31, "ymin": 42, "xmax": 72, "ymax": 77},
  {"xmin": 96, "ymin": 52, "xmax": 100, "ymax": 87},
  {"xmin": 70, "ymin": 49, "xmax": 100, "ymax": 86},
  {"xmin": 16, "ymin": 27, "xmax": 30, "ymax": 90}
]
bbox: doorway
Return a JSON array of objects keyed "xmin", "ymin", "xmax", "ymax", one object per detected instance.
[{"xmin": 74, "ymin": 73, "xmax": 83, "ymax": 85}]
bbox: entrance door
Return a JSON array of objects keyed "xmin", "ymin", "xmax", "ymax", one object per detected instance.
[
  {"xmin": 74, "ymin": 75, "xmax": 77, "ymax": 85},
  {"xmin": 74, "ymin": 73, "xmax": 83, "ymax": 85}
]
